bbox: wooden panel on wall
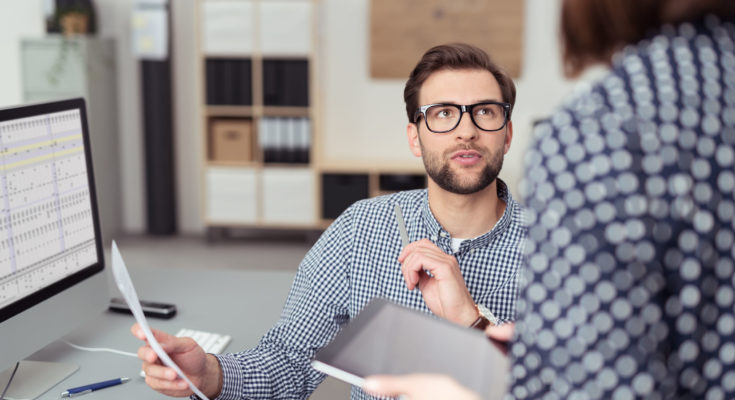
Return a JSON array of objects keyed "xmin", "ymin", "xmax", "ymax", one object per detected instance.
[{"xmin": 370, "ymin": 0, "xmax": 524, "ymax": 78}]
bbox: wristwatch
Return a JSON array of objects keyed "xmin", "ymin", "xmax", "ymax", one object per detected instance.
[{"xmin": 469, "ymin": 303, "xmax": 498, "ymax": 331}]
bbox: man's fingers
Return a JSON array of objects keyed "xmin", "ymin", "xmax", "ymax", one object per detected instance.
[
  {"xmin": 398, "ymin": 238, "xmax": 443, "ymax": 261},
  {"xmin": 485, "ymin": 323, "xmax": 515, "ymax": 342},
  {"xmin": 131, "ymin": 323, "xmax": 146, "ymax": 340},
  {"xmin": 143, "ymin": 362, "xmax": 179, "ymax": 381},
  {"xmin": 144, "ymin": 374, "xmax": 190, "ymax": 393},
  {"xmin": 138, "ymin": 346, "xmax": 160, "ymax": 363},
  {"xmin": 401, "ymin": 256, "xmax": 419, "ymax": 290},
  {"xmin": 363, "ymin": 375, "xmax": 414, "ymax": 397}
]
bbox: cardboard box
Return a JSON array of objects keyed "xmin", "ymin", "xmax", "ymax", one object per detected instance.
[{"xmin": 210, "ymin": 119, "xmax": 253, "ymax": 162}]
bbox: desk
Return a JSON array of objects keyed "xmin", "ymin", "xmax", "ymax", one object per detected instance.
[{"xmin": 28, "ymin": 266, "xmax": 295, "ymax": 399}]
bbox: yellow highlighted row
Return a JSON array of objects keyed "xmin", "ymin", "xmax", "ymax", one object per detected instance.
[
  {"xmin": 0, "ymin": 146, "xmax": 83, "ymax": 171},
  {"xmin": 0, "ymin": 134, "xmax": 82, "ymax": 158}
]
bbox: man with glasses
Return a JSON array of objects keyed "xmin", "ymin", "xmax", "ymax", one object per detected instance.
[{"xmin": 132, "ymin": 43, "xmax": 526, "ymax": 400}]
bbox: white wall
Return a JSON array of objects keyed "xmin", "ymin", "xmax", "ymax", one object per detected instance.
[
  {"xmin": 0, "ymin": 1, "xmax": 44, "ymax": 107},
  {"xmin": 94, "ymin": 0, "xmax": 147, "ymax": 235},
  {"xmin": 170, "ymin": 1, "xmax": 205, "ymax": 234}
]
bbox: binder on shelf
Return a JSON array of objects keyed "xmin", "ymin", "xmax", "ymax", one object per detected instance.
[
  {"xmin": 263, "ymin": 59, "xmax": 309, "ymax": 106},
  {"xmin": 206, "ymin": 58, "xmax": 253, "ymax": 105},
  {"xmin": 283, "ymin": 118, "xmax": 298, "ymax": 163},
  {"xmin": 259, "ymin": 117, "xmax": 310, "ymax": 164},
  {"xmin": 259, "ymin": 118, "xmax": 275, "ymax": 163},
  {"xmin": 297, "ymin": 118, "xmax": 310, "ymax": 163}
]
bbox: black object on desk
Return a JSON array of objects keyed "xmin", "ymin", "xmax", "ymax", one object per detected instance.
[{"xmin": 108, "ymin": 297, "xmax": 177, "ymax": 319}]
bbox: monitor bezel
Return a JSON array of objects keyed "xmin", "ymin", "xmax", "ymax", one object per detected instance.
[{"xmin": 0, "ymin": 97, "xmax": 105, "ymax": 323}]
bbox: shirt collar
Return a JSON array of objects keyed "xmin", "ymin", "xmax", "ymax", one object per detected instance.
[{"xmin": 420, "ymin": 179, "xmax": 515, "ymax": 250}]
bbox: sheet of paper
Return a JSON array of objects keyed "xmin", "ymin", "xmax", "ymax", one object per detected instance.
[{"xmin": 110, "ymin": 240, "xmax": 209, "ymax": 400}]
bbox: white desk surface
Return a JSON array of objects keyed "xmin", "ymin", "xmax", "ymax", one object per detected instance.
[{"xmin": 28, "ymin": 265, "xmax": 296, "ymax": 399}]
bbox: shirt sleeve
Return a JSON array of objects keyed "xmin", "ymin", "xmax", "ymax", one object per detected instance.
[{"xmin": 213, "ymin": 205, "xmax": 355, "ymax": 400}]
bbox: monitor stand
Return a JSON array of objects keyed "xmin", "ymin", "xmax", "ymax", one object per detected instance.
[{"xmin": 0, "ymin": 361, "xmax": 78, "ymax": 400}]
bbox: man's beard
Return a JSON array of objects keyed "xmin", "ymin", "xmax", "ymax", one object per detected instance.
[{"xmin": 420, "ymin": 140, "xmax": 504, "ymax": 195}]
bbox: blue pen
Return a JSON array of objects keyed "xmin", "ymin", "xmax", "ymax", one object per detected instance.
[{"xmin": 60, "ymin": 377, "xmax": 130, "ymax": 397}]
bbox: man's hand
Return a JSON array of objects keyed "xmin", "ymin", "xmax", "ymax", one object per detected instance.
[
  {"xmin": 485, "ymin": 322, "xmax": 514, "ymax": 355},
  {"xmin": 364, "ymin": 374, "xmax": 480, "ymax": 400},
  {"xmin": 131, "ymin": 323, "xmax": 223, "ymax": 398},
  {"xmin": 398, "ymin": 239, "xmax": 478, "ymax": 326}
]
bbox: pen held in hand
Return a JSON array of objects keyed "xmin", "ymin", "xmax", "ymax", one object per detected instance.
[
  {"xmin": 394, "ymin": 203, "xmax": 409, "ymax": 247},
  {"xmin": 60, "ymin": 377, "xmax": 130, "ymax": 397}
]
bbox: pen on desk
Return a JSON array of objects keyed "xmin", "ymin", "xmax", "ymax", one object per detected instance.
[
  {"xmin": 394, "ymin": 203, "xmax": 409, "ymax": 247},
  {"xmin": 60, "ymin": 377, "xmax": 130, "ymax": 398}
]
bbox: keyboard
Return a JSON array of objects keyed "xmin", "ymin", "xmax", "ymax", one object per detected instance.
[
  {"xmin": 140, "ymin": 328, "xmax": 231, "ymax": 377},
  {"xmin": 175, "ymin": 328, "xmax": 232, "ymax": 354}
]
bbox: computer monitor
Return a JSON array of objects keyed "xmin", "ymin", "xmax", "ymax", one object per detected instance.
[{"xmin": 0, "ymin": 98, "xmax": 107, "ymax": 398}]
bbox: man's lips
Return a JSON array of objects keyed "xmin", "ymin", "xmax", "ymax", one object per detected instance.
[{"xmin": 450, "ymin": 150, "xmax": 482, "ymax": 160}]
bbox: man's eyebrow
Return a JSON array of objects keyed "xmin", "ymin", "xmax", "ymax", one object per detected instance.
[{"xmin": 427, "ymin": 98, "xmax": 503, "ymax": 105}]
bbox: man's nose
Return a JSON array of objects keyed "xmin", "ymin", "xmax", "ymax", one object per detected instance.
[{"xmin": 454, "ymin": 111, "xmax": 479, "ymax": 141}]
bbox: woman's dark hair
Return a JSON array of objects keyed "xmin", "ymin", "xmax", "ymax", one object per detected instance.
[
  {"xmin": 403, "ymin": 43, "xmax": 517, "ymax": 123},
  {"xmin": 561, "ymin": 0, "xmax": 735, "ymax": 77}
]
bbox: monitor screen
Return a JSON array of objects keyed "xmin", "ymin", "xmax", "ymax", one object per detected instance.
[{"xmin": 0, "ymin": 98, "xmax": 106, "ymax": 382}]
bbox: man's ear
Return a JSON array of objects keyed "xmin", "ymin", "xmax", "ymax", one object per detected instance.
[
  {"xmin": 503, "ymin": 120, "xmax": 513, "ymax": 154},
  {"xmin": 407, "ymin": 123, "xmax": 422, "ymax": 157}
]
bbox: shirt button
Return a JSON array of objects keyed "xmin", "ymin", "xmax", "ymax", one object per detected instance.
[
  {"xmin": 440, "ymin": 232, "xmax": 447, "ymax": 237},
  {"xmin": 431, "ymin": 235, "xmax": 438, "ymax": 241}
]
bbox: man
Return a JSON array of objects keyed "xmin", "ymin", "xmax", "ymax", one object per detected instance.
[{"xmin": 132, "ymin": 43, "xmax": 526, "ymax": 399}]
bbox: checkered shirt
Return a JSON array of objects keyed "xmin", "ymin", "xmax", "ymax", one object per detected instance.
[{"xmin": 212, "ymin": 180, "xmax": 526, "ymax": 400}]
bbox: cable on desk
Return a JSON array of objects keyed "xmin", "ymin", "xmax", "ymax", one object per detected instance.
[{"xmin": 62, "ymin": 340, "xmax": 138, "ymax": 358}]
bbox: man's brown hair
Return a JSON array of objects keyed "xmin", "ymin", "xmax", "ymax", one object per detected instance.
[
  {"xmin": 403, "ymin": 43, "xmax": 517, "ymax": 123},
  {"xmin": 561, "ymin": 0, "xmax": 735, "ymax": 77}
]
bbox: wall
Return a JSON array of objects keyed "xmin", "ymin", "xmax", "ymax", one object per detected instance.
[
  {"xmin": 0, "ymin": 1, "xmax": 44, "ymax": 107},
  {"xmin": 94, "ymin": 0, "xmax": 146, "ymax": 235}
]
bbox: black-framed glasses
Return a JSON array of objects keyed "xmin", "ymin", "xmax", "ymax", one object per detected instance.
[{"xmin": 413, "ymin": 101, "xmax": 510, "ymax": 133}]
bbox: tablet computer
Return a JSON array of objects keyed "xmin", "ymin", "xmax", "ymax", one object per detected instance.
[{"xmin": 311, "ymin": 298, "xmax": 508, "ymax": 398}]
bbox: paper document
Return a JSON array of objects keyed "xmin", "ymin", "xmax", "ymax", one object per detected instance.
[
  {"xmin": 312, "ymin": 298, "xmax": 507, "ymax": 399},
  {"xmin": 110, "ymin": 240, "xmax": 210, "ymax": 400}
]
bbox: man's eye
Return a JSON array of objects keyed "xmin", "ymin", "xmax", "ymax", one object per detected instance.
[{"xmin": 475, "ymin": 107, "xmax": 494, "ymax": 117}]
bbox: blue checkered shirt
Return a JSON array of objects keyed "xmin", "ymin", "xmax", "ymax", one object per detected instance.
[{"xmin": 212, "ymin": 181, "xmax": 526, "ymax": 399}]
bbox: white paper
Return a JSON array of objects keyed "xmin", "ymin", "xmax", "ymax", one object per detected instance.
[
  {"xmin": 131, "ymin": 0, "xmax": 169, "ymax": 60},
  {"xmin": 110, "ymin": 240, "xmax": 209, "ymax": 400}
]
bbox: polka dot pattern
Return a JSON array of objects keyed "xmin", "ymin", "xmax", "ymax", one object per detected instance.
[{"xmin": 511, "ymin": 17, "xmax": 735, "ymax": 399}]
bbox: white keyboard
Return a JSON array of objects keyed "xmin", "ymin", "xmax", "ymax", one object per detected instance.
[
  {"xmin": 175, "ymin": 328, "xmax": 232, "ymax": 354},
  {"xmin": 140, "ymin": 329, "xmax": 231, "ymax": 377}
]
